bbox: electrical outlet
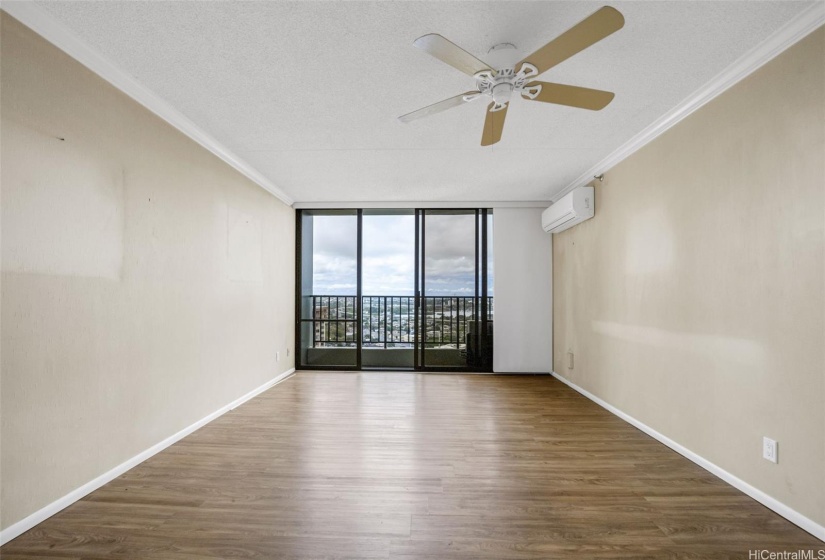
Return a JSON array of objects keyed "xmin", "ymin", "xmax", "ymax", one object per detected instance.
[
  {"xmin": 763, "ymin": 437, "xmax": 778, "ymax": 464},
  {"xmin": 567, "ymin": 352, "xmax": 574, "ymax": 370},
  {"xmin": 276, "ymin": 351, "xmax": 280, "ymax": 362},
  {"xmin": 286, "ymin": 348, "xmax": 290, "ymax": 357}
]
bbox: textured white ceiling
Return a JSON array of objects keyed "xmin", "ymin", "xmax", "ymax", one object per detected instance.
[{"xmin": 36, "ymin": 1, "xmax": 812, "ymax": 203}]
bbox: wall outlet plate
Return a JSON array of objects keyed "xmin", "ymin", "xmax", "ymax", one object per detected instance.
[
  {"xmin": 762, "ymin": 436, "xmax": 778, "ymax": 464},
  {"xmin": 276, "ymin": 352, "xmax": 280, "ymax": 362},
  {"xmin": 567, "ymin": 352, "xmax": 574, "ymax": 370}
]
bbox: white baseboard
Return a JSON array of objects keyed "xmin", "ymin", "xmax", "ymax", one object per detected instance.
[
  {"xmin": 0, "ymin": 368, "xmax": 296, "ymax": 546},
  {"xmin": 550, "ymin": 372, "xmax": 825, "ymax": 543}
]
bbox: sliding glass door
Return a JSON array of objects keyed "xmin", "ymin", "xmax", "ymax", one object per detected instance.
[
  {"xmin": 418, "ymin": 210, "xmax": 492, "ymax": 370},
  {"xmin": 297, "ymin": 210, "xmax": 359, "ymax": 368},
  {"xmin": 361, "ymin": 210, "xmax": 416, "ymax": 369},
  {"xmin": 296, "ymin": 208, "xmax": 492, "ymax": 371}
]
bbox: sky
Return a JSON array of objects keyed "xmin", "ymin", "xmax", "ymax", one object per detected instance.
[{"xmin": 307, "ymin": 213, "xmax": 493, "ymax": 296}]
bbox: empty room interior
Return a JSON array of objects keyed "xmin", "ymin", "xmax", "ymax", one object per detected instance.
[{"xmin": 1, "ymin": 1, "xmax": 824, "ymax": 558}]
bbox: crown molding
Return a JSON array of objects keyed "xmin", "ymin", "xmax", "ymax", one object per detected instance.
[
  {"xmin": 4, "ymin": 1, "xmax": 821, "ymax": 209},
  {"xmin": 552, "ymin": 2, "xmax": 825, "ymax": 204},
  {"xmin": 293, "ymin": 200, "xmax": 551, "ymax": 209},
  {"xmin": 1, "ymin": 2, "xmax": 295, "ymax": 206}
]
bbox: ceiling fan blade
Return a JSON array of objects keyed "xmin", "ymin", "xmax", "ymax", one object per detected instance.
[
  {"xmin": 517, "ymin": 6, "xmax": 624, "ymax": 76},
  {"xmin": 398, "ymin": 91, "xmax": 481, "ymax": 123},
  {"xmin": 481, "ymin": 103, "xmax": 508, "ymax": 146},
  {"xmin": 523, "ymin": 82, "xmax": 614, "ymax": 110},
  {"xmin": 414, "ymin": 34, "xmax": 493, "ymax": 77}
]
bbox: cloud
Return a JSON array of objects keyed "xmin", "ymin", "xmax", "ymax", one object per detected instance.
[
  {"xmin": 312, "ymin": 215, "xmax": 358, "ymax": 259},
  {"xmin": 306, "ymin": 213, "xmax": 494, "ymax": 296}
]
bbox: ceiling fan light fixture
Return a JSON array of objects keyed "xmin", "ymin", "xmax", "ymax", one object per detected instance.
[{"xmin": 492, "ymin": 82, "xmax": 514, "ymax": 105}]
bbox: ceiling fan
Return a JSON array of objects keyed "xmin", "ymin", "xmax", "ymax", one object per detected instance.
[{"xmin": 398, "ymin": 6, "xmax": 624, "ymax": 146}]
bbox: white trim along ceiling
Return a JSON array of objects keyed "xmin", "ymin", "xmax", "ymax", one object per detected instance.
[{"xmin": 2, "ymin": 1, "xmax": 825, "ymax": 208}]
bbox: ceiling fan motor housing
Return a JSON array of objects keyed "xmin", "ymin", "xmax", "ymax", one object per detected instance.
[{"xmin": 475, "ymin": 63, "xmax": 539, "ymax": 111}]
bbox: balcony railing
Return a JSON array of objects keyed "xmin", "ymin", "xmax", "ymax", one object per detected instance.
[{"xmin": 309, "ymin": 295, "xmax": 493, "ymax": 349}]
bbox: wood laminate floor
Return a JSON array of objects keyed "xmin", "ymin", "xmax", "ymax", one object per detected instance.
[{"xmin": 2, "ymin": 372, "xmax": 823, "ymax": 559}]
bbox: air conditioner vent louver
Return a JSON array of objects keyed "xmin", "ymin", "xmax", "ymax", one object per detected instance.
[{"xmin": 542, "ymin": 187, "xmax": 595, "ymax": 234}]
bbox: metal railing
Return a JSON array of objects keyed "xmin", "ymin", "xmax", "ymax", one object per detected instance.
[{"xmin": 309, "ymin": 295, "xmax": 493, "ymax": 349}]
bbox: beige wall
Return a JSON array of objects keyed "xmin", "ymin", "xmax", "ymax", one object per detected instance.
[
  {"xmin": 554, "ymin": 28, "xmax": 824, "ymax": 527},
  {"xmin": 0, "ymin": 13, "xmax": 295, "ymax": 530}
]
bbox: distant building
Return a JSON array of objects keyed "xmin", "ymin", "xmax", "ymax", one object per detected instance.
[{"xmin": 314, "ymin": 305, "xmax": 328, "ymax": 346}]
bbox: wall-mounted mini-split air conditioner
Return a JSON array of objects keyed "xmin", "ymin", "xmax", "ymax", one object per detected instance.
[{"xmin": 541, "ymin": 186, "xmax": 595, "ymax": 234}]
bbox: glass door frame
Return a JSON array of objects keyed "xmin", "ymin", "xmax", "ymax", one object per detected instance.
[
  {"xmin": 414, "ymin": 209, "xmax": 491, "ymax": 372},
  {"xmin": 294, "ymin": 209, "xmax": 361, "ymax": 371},
  {"xmin": 295, "ymin": 208, "xmax": 492, "ymax": 372}
]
